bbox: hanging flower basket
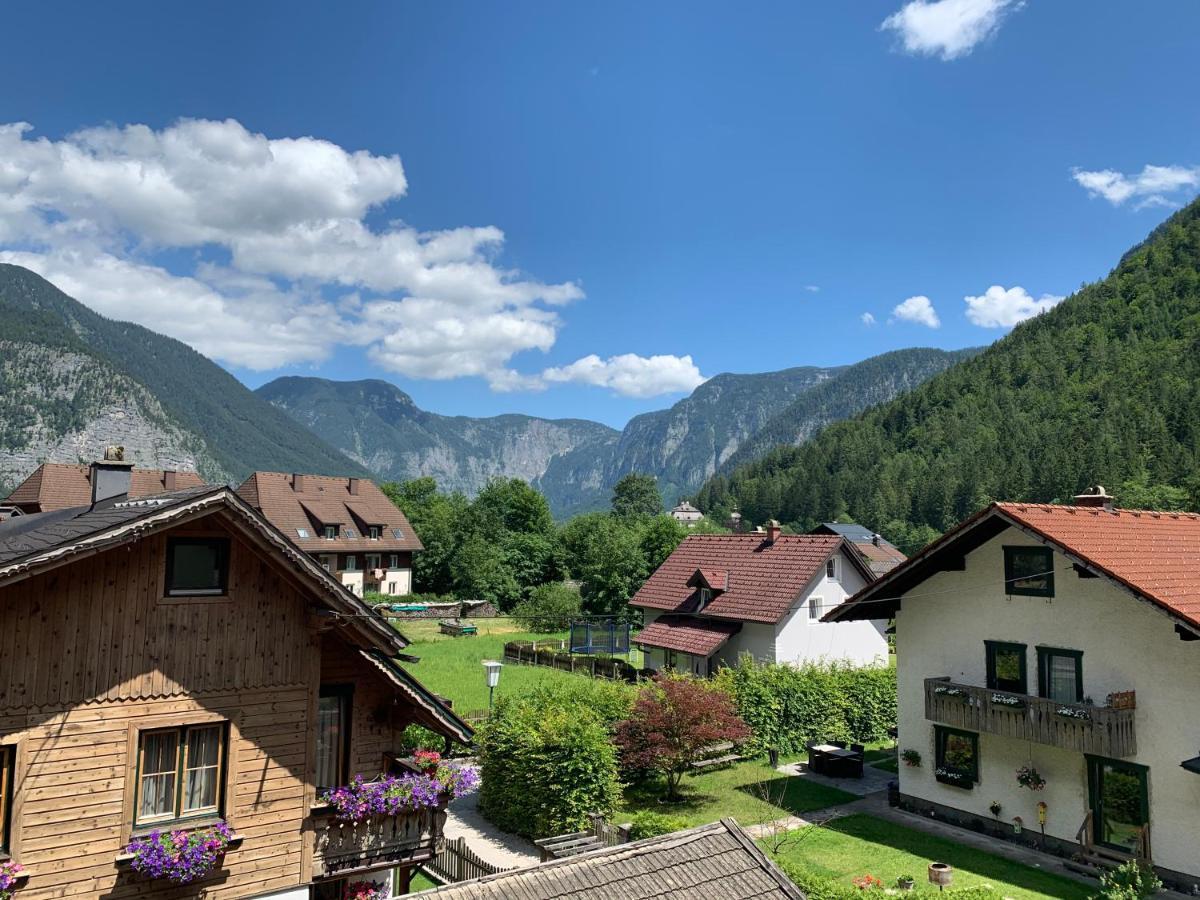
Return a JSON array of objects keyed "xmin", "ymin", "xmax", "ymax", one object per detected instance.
[
  {"xmin": 0, "ymin": 861, "xmax": 26, "ymax": 899},
  {"xmin": 123, "ymin": 821, "xmax": 235, "ymax": 884},
  {"xmin": 320, "ymin": 762, "xmax": 479, "ymax": 824},
  {"xmin": 934, "ymin": 768, "xmax": 974, "ymax": 789},
  {"xmin": 1016, "ymin": 765, "xmax": 1046, "ymax": 791}
]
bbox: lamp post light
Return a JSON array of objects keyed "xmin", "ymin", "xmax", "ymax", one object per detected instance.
[{"xmin": 483, "ymin": 660, "xmax": 503, "ymax": 710}]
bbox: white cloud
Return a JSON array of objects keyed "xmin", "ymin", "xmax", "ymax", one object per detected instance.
[
  {"xmin": 890, "ymin": 295, "xmax": 941, "ymax": 328},
  {"xmin": 0, "ymin": 118, "xmax": 677, "ymax": 390},
  {"xmin": 860, "ymin": 312, "xmax": 877, "ymax": 326},
  {"xmin": 964, "ymin": 285, "xmax": 1063, "ymax": 327},
  {"xmin": 1072, "ymin": 164, "xmax": 1200, "ymax": 209},
  {"xmin": 881, "ymin": 0, "xmax": 1021, "ymax": 61},
  {"xmin": 541, "ymin": 353, "xmax": 706, "ymax": 398},
  {"xmin": 803, "ymin": 284, "xmax": 820, "ymax": 293}
]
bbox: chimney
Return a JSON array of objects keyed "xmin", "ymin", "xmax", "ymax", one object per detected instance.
[
  {"xmin": 163, "ymin": 469, "xmax": 178, "ymax": 491},
  {"xmin": 292, "ymin": 473, "xmax": 305, "ymax": 492},
  {"xmin": 765, "ymin": 519, "xmax": 782, "ymax": 544},
  {"xmin": 91, "ymin": 446, "xmax": 134, "ymax": 506},
  {"xmin": 348, "ymin": 477, "xmax": 360, "ymax": 496},
  {"xmin": 1073, "ymin": 485, "xmax": 1114, "ymax": 510}
]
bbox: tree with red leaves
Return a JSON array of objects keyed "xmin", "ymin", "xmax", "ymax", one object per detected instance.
[{"xmin": 615, "ymin": 675, "xmax": 750, "ymax": 800}]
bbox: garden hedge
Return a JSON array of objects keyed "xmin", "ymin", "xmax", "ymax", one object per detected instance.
[
  {"xmin": 715, "ymin": 655, "xmax": 896, "ymax": 756},
  {"xmin": 475, "ymin": 680, "xmax": 628, "ymax": 839}
]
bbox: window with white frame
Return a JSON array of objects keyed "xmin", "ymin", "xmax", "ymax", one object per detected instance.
[
  {"xmin": 809, "ymin": 595, "xmax": 824, "ymax": 619},
  {"xmin": 826, "ymin": 557, "xmax": 838, "ymax": 580},
  {"xmin": 389, "ymin": 554, "xmax": 400, "ymax": 569}
]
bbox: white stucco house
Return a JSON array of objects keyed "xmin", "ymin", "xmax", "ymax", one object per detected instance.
[
  {"xmin": 630, "ymin": 522, "xmax": 889, "ymax": 677},
  {"xmin": 670, "ymin": 500, "xmax": 705, "ymax": 527},
  {"xmin": 825, "ymin": 489, "xmax": 1200, "ymax": 890}
]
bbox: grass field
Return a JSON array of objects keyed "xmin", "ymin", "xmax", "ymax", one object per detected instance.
[
  {"xmin": 771, "ymin": 814, "xmax": 1091, "ymax": 900},
  {"xmin": 397, "ymin": 619, "xmax": 588, "ymax": 712},
  {"xmin": 618, "ymin": 757, "xmax": 858, "ymax": 828}
]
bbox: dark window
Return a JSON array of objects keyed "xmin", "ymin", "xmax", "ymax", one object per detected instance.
[
  {"xmin": 1004, "ymin": 546, "xmax": 1054, "ymax": 597},
  {"xmin": 165, "ymin": 537, "xmax": 229, "ymax": 597},
  {"xmin": 935, "ymin": 726, "xmax": 979, "ymax": 783},
  {"xmin": 697, "ymin": 587, "xmax": 711, "ymax": 610},
  {"xmin": 369, "ymin": 525, "xmax": 381, "ymax": 540},
  {"xmin": 366, "ymin": 554, "xmax": 381, "ymax": 570},
  {"xmin": 323, "ymin": 525, "xmax": 337, "ymax": 539},
  {"xmin": 826, "ymin": 558, "xmax": 837, "ymax": 579},
  {"xmin": 1038, "ymin": 647, "xmax": 1083, "ymax": 703},
  {"xmin": 0, "ymin": 745, "xmax": 12, "ymax": 852},
  {"xmin": 389, "ymin": 554, "xmax": 400, "ymax": 568},
  {"xmin": 664, "ymin": 649, "xmax": 677, "ymax": 668},
  {"xmin": 809, "ymin": 595, "xmax": 824, "ymax": 620},
  {"xmin": 136, "ymin": 724, "xmax": 226, "ymax": 826},
  {"xmin": 316, "ymin": 686, "xmax": 352, "ymax": 792},
  {"xmin": 985, "ymin": 641, "xmax": 1028, "ymax": 694},
  {"xmin": 344, "ymin": 555, "xmax": 358, "ymax": 572}
]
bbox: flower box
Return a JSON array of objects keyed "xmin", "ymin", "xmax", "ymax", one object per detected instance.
[
  {"xmin": 0, "ymin": 860, "xmax": 27, "ymax": 900},
  {"xmin": 933, "ymin": 685, "xmax": 969, "ymax": 700},
  {"xmin": 1055, "ymin": 706, "xmax": 1092, "ymax": 722},
  {"xmin": 119, "ymin": 822, "xmax": 240, "ymax": 884},
  {"xmin": 989, "ymin": 693, "xmax": 1025, "ymax": 709},
  {"xmin": 320, "ymin": 762, "xmax": 478, "ymax": 823},
  {"xmin": 934, "ymin": 768, "xmax": 974, "ymax": 789}
]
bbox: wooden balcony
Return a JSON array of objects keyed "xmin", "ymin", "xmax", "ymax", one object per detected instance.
[
  {"xmin": 312, "ymin": 806, "xmax": 446, "ymax": 879},
  {"xmin": 924, "ymin": 677, "xmax": 1137, "ymax": 758}
]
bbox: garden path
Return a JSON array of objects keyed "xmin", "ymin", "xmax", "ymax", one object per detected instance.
[{"xmin": 441, "ymin": 786, "xmax": 541, "ymax": 870}]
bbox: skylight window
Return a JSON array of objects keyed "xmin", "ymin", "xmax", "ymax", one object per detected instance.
[
  {"xmin": 296, "ymin": 527, "xmax": 310, "ymax": 539},
  {"xmin": 392, "ymin": 528, "xmax": 405, "ymax": 539},
  {"xmin": 343, "ymin": 528, "xmax": 357, "ymax": 539}
]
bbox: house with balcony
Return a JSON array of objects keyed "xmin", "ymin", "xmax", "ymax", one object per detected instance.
[
  {"xmin": 824, "ymin": 488, "xmax": 1200, "ymax": 889},
  {"xmin": 237, "ymin": 471, "xmax": 421, "ymax": 597},
  {"xmin": 0, "ymin": 457, "xmax": 471, "ymax": 900},
  {"xmin": 630, "ymin": 522, "xmax": 888, "ymax": 677}
]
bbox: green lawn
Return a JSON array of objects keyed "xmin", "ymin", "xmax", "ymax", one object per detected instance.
[
  {"xmin": 618, "ymin": 757, "xmax": 858, "ymax": 828},
  {"xmin": 771, "ymin": 814, "xmax": 1091, "ymax": 900},
  {"xmin": 406, "ymin": 871, "xmax": 439, "ymax": 894},
  {"xmin": 398, "ymin": 619, "xmax": 599, "ymax": 713}
]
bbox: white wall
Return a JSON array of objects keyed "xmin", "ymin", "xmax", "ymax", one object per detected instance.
[
  {"xmin": 895, "ymin": 532, "xmax": 1200, "ymax": 880},
  {"xmin": 383, "ymin": 567, "xmax": 412, "ymax": 596},
  {"xmin": 340, "ymin": 569, "xmax": 364, "ymax": 596},
  {"xmin": 776, "ymin": 547, "xmax": 889, "ymax": 667}
]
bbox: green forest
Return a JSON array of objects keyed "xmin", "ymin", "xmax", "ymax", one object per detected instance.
[{"xmin": 695, "ymin": 199, "xmax": 1200, "ymax": 551}]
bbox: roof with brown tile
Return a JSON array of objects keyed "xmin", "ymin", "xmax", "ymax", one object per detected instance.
[
  {"xmin": 637, "ymin": 614, "xmax": 742, "ymax": 656},
  {"xmin": 235, "ymin": 471, "xmax": 422, "ymax": 554},
  {"xmin": 826, "ymin": 501, "xmax": 1200, "ymax": 630},
  {"xmin": 4, "ymin": 463, "xmax": 205, "ymax": 513},
  {"xmin": 630, "ymin": 532, "xmax": 869, "ymax": 624}
]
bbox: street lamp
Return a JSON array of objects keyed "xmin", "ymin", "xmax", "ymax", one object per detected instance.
[{"xmin": 482, "ymin": 660, "xmax": 503, "ymax": 710}]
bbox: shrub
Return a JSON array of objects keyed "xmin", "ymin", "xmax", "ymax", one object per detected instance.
[
  {"xmin": 511, "ymin": 582, "xmax": 582, "ymax": 632},
  {"xmin": 715, "ymin": 655, "xmax": 896, "ymax": 756},
  {"xmin": 616, "ymin": 675, "xmax": 750, "ymax": 799},
  {"xmin": 779, "ymin": 863, "xmax": 1003, "ymax": 900},
  {"xmin": 626, "ymin": 811, "xmax": 688, "ymax": 840},
  {"xmin": 476, "ymin": 687, "xmax": 623, "ymax": 839},
  {"xmin": 1092, "ymin": 860, "xmax": 1162, "ymax": 900}
]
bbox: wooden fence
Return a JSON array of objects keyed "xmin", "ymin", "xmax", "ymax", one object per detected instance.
[
  {"xmin": 425, "ymin": 836, "xmax": 514, "ymax": 884},
  {"xmin": 503, "ymin": 641, "xmax": 655, "ymax": 683}
]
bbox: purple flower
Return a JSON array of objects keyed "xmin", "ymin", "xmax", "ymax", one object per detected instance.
[
  {"xmin": 320, "ymin": 763, "xmax": 479, "ymax": 823},
  {"xmin": 0, "ymin": 860, "xmax": 25, "ymax": 898},
  {"xmin": 125, "ymin": 821, "xmax": 233, "ymax": 884}
]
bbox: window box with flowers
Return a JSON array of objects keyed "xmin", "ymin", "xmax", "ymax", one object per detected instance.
[
  {"xmin": 117, "ymin": 821, "xmax": 240, "ymax": 884},
  {"xmin": 0, "ymin": 861, "xmax": 26, "ymax": 899},
  {"xmin": 344, "ymin": 879, "xmax": 389, "ymax": 900},
  {"xmin": 990, "ymin": 692, "xmax": 1026, "ymax": 710}
]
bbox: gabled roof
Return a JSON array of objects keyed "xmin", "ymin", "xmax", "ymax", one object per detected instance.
[
  {"xmin": 689, "ymin": 567, "xmax": 729, "ymax": 591},
  {"xmin": 636, "ymin": 615, "xmax": 742, "ymax": 656},
  {"xmin": 236, "ymin": 471, "xmax": 422, "ymax": 554},
  {"xmin": 825, "ymin": 501, "xmax": 1200, "ymax": 632},
  {"xmin": 811, "ymin": 522, "xmax": 907, "ymax": 575},
  {"xmin": 0, "ymin": 485, "xmax": 470, "ymax": 743},
  {"xmin": 409, "ymin": 818, "xmax": 804, "ymax": 899},
  {"xmin": 4, "ymin": 463, "xmax": 205, "ymax": 513},
  {"xmin": 630, "ymin": 533, "xmax": 873, "ymax": 624}
]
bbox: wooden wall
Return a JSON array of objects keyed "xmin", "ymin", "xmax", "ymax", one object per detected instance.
[{"xmin": 0, "ymin": 511, "xmax": 415, "ymax": 899}]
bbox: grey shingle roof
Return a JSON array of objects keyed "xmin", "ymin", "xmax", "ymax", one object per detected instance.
[
  {"xmin": 0, "ymin": 484, "xmax": 218, "ymax": 565},
  {"xmin": 409, "ymin": 819, "xmax": 804, "ymax": 899}
]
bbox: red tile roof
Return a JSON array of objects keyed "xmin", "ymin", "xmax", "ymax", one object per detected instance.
[
  {"xmin": 691, "ymin": 568, "xmax": 729, "ymax": 591},
  {"xmin": 630, "ymin": 533, "xmax": 856, "ymax": 624},
  {"xmin": 826, "ymin": 501, "xmax": 1200, "ymax": 630},
  {"xmin": 636, "ymin": 615, "xmax": 742, "ymax": 656},
  {"xmin": 4, "ymin": 463, "xmax": 205, "ymax": 513},
  {"xmin": 236, "ymin": 471, "xmax": 422, "ymax": 553}
]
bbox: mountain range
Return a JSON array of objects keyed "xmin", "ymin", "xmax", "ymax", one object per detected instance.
[
  {"xmin": 0, "ymin": 261, "xmax": 973, "ymax": 517},
  {"xmin": 696, "ymin": 197, "xmax": 1200, "ymax": 540}
]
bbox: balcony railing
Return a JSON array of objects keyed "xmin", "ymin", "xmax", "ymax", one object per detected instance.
[
  {"xmin": 924, "ymin": 677, "xmax": 1136, "ymax": 758},
  {"xmin": 312, "ymin": 806, "xmax": 446, "ymax": 879}
]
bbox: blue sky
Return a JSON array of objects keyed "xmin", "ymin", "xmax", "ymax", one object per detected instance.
[{"xmin": 0, "ymin": 1, "xmax": 1198, "ymax": 427}]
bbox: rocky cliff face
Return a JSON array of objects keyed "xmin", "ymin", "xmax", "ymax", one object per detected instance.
[
  {"xmin": 255, "ymin": 377, "xmax": 619, "ymax": 498},
  {"xmin": 0, "ymin": 342, "xmax": 225, "ymax": 490}
]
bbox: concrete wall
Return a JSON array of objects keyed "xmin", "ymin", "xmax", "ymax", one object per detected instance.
[
  {"xmin": 776, "ymin": 547, "xmax": 889, "ymax": 667},
  {"xmin": 895, "ymin": 530, "xmax": 1200, "ymax": 881}
]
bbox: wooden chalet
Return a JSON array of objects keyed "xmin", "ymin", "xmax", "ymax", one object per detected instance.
[{"xmin": 0, "ymin": 458, "xmax": 471, "ymax": 900}]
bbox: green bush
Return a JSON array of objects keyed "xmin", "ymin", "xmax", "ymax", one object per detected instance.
[
  {"xmin": 511, "ymin": 582, "xmax": 582, "ymax": 632},
  {"xmin": 715, "ymin": 655, "xmax": 896, "ymax": 756},
  {"xmin": 1092, "ymin": 860, "xmax": 1161, "ymax": 900},
  {"xmin": 626, "ymin": 811, "xmax": 688, "ymax": 840},
  {"xmin": 779, "ymin": 863, "xmax": 1001, "ymax": 900},
  {"xmin": 476, "ymin": 683, "xmax": 625, "ymax": 839}
]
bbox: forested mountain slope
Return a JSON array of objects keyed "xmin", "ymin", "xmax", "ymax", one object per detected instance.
[{"xmin": 695, "ymin": 199, "xmax": 1200, "ymax": 545}]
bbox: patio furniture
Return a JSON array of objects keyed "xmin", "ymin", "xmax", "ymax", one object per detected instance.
[{"xmin": 808, "ymin": 742, "xmax": 865, "ymax": 778}]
